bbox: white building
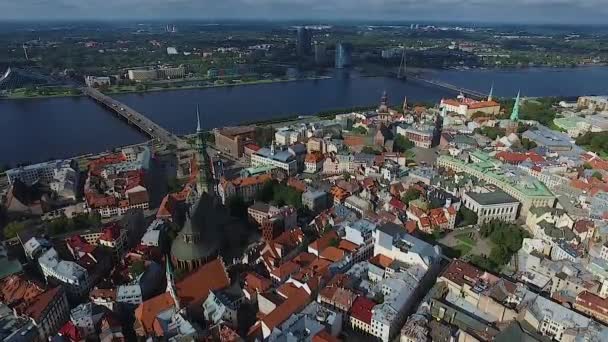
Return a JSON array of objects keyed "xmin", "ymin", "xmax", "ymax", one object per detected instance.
[
  {"xmin": 251, "ymin": 146, "xmax": 298, "ymax": 176},
  {"xmin": 275, "ymin": 130, "xmax": 301, "ymax": 146},
  {"xmin": 7, "ymin": 159, "xmax": 76, "ymax": 186},
  {"xmin": 462, "ymin": 190, "xmax": 520, "ymax": 224},
  {"xmin": 117, "ymin": 284, "xmax": 143, "ymax": 305},
  {"xmin": 373, "ymin": 223, "xmax": 442, "ymax": 276},
  {"xmin": 38, "ymin": 248, "xmax": 90, "ymax": 297}
]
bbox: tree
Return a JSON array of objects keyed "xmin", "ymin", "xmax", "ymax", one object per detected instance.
[
  {"xmin": 393, "ymin": 135, "xmax": 415, "ymax": 153},
  {"xmin": 361, "ymin": 146, "xmax": 381, "ymax": 155},
  {"xmin": 351, "ymin": 126, "xmax": 368, "ymax": 135},
  {"xmin": 520, "ymin": 137, "xmax": 537, "ymax": 150},
  {"xmin": 457, "ymin": 207, "xmax": 478, "ymax": 226},
  {"xmin": 401, "ymin": 188, "xmax": 421, "ymax": 204},
  {"xmin": 4, "ymin": 221, "xmax": 26, "ymax": 239},
  {"xmin": 592, "ymin": 171, "xmax": 603, "ymax": 181}
]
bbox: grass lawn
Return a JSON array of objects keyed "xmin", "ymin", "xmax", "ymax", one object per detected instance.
[
  {"xmin": 455, "ymin": 232, "xmax": 476, "ymax": 246},
  {"xmin": 454, "ymin": 243, "xmax": 473, "ymax": 256}
]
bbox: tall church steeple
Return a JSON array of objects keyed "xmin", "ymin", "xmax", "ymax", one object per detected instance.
[
  {"xmin": 510, "ymin": 91, "xmax": 521, "ymax": 122},
  {"xmin": 195, "ymin": 105, "xmax": 211, "ymax": 195},
  {"xmin": 488, "ymin": 82, "xmax": 494, "ymax": 102},
  {"xmin": 166, "ymin": 257, "xmax": 181, "ymax": 311}
]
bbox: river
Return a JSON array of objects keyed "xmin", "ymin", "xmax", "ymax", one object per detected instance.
[{"xmin": 1, "ymin": 67, "xmax": 608, "ymax": 165}]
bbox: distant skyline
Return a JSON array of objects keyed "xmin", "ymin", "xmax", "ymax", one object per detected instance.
[{"xmin": 1, "ymin": 0, "xmax": 607, "ymax": 25}]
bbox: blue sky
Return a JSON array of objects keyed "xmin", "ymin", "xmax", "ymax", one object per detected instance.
[{"xmin": 0, "ymin": 0, "xmax": 606, "ymax": 24}]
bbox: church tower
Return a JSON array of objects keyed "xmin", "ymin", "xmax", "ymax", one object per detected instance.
[
  {"xmin": 166, "ymin": 257, "xmax": 181, "ymax": 311},
  {"xmin": 505, "ymin": 91, "xmax": 521, "ymax": 136},
  {"xmin": 488, "ymin": 82, "xmax": 494, "ymax": 102},
  {"xmin": 510, "ymin": 90, "xmax": 521, "ymax": 122},
  {"xmin": 195, "ymin": 105, "xmax": 212, "ymax": 195}
]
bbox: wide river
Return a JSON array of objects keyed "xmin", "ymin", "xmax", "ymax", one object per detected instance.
[{"xmin": 2, "ymin": 67, "xmax": 608, "ymax": 165}]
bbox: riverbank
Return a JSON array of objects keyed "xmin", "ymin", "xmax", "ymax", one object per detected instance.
[{"xmin": 0, "ymin": 76, "xmax": 332, "ymax": 100}]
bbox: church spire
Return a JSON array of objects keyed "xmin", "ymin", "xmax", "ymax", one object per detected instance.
[
  {"xmin": 488, "ymin": 82, "xmax": 494, "ymax": 102},
  {"xmin": 195, "ymin": 106, "xmax": 211, "ymax": 195},
  {"xmin": 196, "ymin": 104, "xmax": 202, "ymax": 133},
  {"xmin": 510, "ymin": 90, "xmax": 520, "ymax": 122},
  {"xmin": 166, "ymin": 257, "xmax": 181, "ymax": 311}
]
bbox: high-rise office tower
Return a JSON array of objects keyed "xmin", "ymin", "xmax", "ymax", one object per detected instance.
[
  {"xmin": 296, "ymin": 27, "xmax": 312, "ymax": 56},
  {"xmin": 335, "ymin": 42, "xmax": 353, "ymax": 69}
]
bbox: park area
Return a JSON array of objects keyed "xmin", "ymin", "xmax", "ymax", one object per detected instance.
[{"xmin": 439, "ymin": 220, "xmax": 529, "ymax": 273}]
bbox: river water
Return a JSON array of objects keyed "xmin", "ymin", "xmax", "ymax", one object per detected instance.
[{"xmin": 2, "ymin": 67, "xmax": 607, "ymax": 165}]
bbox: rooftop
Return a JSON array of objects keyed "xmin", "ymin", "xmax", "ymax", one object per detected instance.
[{"xmin": 465, "ymin": 190, "xmax": 519, "ymax": 206}]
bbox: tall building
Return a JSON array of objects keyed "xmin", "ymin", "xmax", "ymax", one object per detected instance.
[
  {"xmin": 314, "ymin": 42, "xmax": 327, "ymax": 65},
  {"xmin": 335, "ymin": 42, "xmax": 353, "ymax": 69},
  {"xmin": 296, "ymin": 27, "xmax": 312, "ymax": 56}
]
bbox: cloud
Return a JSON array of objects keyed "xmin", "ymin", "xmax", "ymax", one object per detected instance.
[{"xmin": 0, "ymin": 0, "xmax": 605, "ymax": 23}]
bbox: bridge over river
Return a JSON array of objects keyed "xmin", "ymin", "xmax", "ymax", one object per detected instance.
[{"xmin": 82, "ymin": 87, "xmax": 179, "ymax": 146}]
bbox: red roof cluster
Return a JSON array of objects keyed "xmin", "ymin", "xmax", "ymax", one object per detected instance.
[
  {"xmin": 496, "ymin": 151, "xmax": 545, "ymax": 165},
  {"xmin": 350, "ymin": 296, "xmax": 376, "ymax": 325}
]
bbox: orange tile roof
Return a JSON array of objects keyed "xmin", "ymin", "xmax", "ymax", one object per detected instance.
[
  {"xmin": 313, "ymin": 330, "xmax": 341, "ymax": 342},
  {"xmin": 135, "ymin": 258, "xmax": 230, "ymax": 335},
  {"xmin": 370, "ymin": 254, "xmax": 394, "ymax": 269},
  {"xmin": 271, "ymin": 261, "xmax": 300, "ymax": 280},
  {"xmin": 441, "ymin": 259, "xmax": 484, "ymax": 287},
  {"xmin": 320, "ymin": 246, "xmax": 346, "ymax": 262},
  {"xmin": 305, "ymin": 152, "xmax": 325, "ymax": 163},
  {"xmin": 261, "ymin": 287, "xmax": 310, "ymax": 333},
  {"xmin": 468, "ymin": 100, "xmax": 500, "ymax": 109},
  {"xmin": 0, "ymin": 275, "xmax": 44, "ymax": 308},
  {"xmin": 338, "ymin": 240, "xmax": 358, "ymax": 253},
  {"xmin": 244, "ymin": 272, "xmax": 272, "ymax": 294},
  {"xmin": 309, "ymin": 231, "xmax": 339, "ymax": 254},
  {"xmin": 176, "ymin": 258, "xmax": 230, "ymax": 307},
  {"xmin": 135, "ymin": 293, "xmax": 175, "ymax": 335},
  {"xmin": 25, "ymin": 286, "xmax": 62, "ymax": 322}
]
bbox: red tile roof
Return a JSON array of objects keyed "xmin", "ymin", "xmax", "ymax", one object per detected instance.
[
  {"xmin": 244, "ymin": 272, "xmax": 272, "ymax": 294},
  {"xmin": 370, "ymin": 254, "xmax": 394, "ymax": 269},
  {"xmin": 0, "ymin": 275, "xmax": 44, "ymax": 308},
  {"xmin": 350, "ymin": 296, "xmax": 375, "ymax": 325},
  {"xmin": 576, "ymin": 291, "xmax": 608, "ymax": 315},
  {"xmin": 313, "ymin": 330, "xmax": 341, "ymax": 342},
  {"xmin": 441, "ymin": 259, "xmax": 484, "ymax": 287},
  {"xmin": 496, "ymin": 151, "xmax": 545, "ymax": 165},
  {"xmin": 261, "ymin": 287, "xmax": 310, "ymax": 333},
  {"xmin": 309, "ymin": 231, "xmax": 339, "ymax": 254},
  {"xmin": 135, "ymin": 258, "xmax": 230, "ymax": 335},
  {"xmin": 320, "ymin": 246, "xmax": 346, "ymax": 262},
  {"xmin": 338, "ymin": 240, "xmax": 358, "ymax": 253},
  {"xmin": 25, "ymin": 286, "xmax": 62, "ymax": 322}
]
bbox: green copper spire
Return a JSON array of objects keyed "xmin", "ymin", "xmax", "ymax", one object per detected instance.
[
  {"xmin": 488, "ymin": 82, "xmax": 494, "ymax": 101},
  {"xmin": 510, "ymin": 90, "xmax": 520, "ymax": 121},
  {"xmin": 195, "ymin": 105, "xmax": 211, "ymax": 194}
]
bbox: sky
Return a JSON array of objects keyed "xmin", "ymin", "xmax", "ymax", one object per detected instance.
[{"xmin": 0, "ymin": 0, "xmax": 607, "ymax": 24}]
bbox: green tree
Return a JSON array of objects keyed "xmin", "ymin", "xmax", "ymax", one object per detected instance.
[
  {"xmin": 521, "ymin": 137, "xmax": 537, "ymax": 150},
  {"xmin": 167, "ymin": 177, "xmax": 183, "ymax": 193},
  {"xmin": 592, "ymin": 171, "xmax": 603, "ymax": 181},
  {"xmin": 361, "ymin": 146, "xmax": 381, "ymax": 155},
  {"xmin": 457, "ymin": 207, "xmax": 478, "ymax": 226},
  {"xmin": 401, "ymin": 188, "xmax": 422, "ymax": 204},
  {"xmin": 393, "ymin": 135, "xmax": 415, "ymax": 153},
  {"xmin": 351, "ymin": 126, "xmax": 368, "ymax": 135},
  {"xmin": 4, "ymin": 221, "xmax": 26, "ymax": 239}
]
